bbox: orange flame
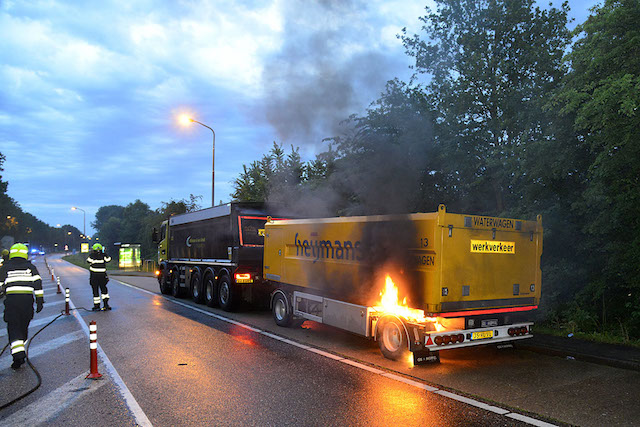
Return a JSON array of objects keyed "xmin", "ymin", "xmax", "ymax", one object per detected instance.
[
  {"xmin": 375, "ymin": 275, "xmax": 428, "ymax": 322},
  {"xmin": 375, "ymin": 275, "xmax": 445, "ymax": 332}
]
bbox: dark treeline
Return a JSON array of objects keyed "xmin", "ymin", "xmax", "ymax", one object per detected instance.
[
  {"xmin": 90, "ymin": 195, "xmax": 202, "ymax": 261},
  {"xmin": 0, "ymin": 153, "xmax": 82, "ymax": 252},
  {"xmin": 231, "ymin": 1, "xmax": 640, "ymax": 340}
]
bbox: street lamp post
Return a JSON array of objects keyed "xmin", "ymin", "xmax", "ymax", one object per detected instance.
[
  {"xmin": 71, "ymin": 207, "xmax": 85, "ymax": 239},
  {"xmin": 179, "ymin": 115, "xmax": 216, "ymax": 207}
]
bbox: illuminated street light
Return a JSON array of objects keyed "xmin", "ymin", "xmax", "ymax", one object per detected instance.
[
  {"xmin": 71, "ymin": 206, "xmax": 86, "ymax": 239},
  {"xmin": 179, "ymin": 114, "xmax": 216, "ymax": 206}
]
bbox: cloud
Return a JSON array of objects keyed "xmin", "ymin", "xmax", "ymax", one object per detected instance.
[
  {"xmin": 0, "ymin": 0, "xmax": 426, "ymax": 232},
  {"xmin": 257, "ymin": 0, "xmax": 416, "ymax": 147}
]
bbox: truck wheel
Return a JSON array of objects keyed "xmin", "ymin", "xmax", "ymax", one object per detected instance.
[
  {"xmin": 171, "ymin": 270, "xmax": 184, "ymax": 298},
  {"xmin": 203, "ymin": 273, "xmax": 217, "ymax": 307},
  {"xmin": 272, "ymin": 292, "xmax": 292, "ymax": 327},
  {"xmin": 190, "ymin": 270, "xmax": 204, "ymax": 303},
  {"xmin": 217, "ymin": 275, "xmax": 234, "ymax": 311},
  {"xmin": 159, "ymin": 270, "xmax": 171, "ymax": 295},
  {"xmin": 377, "ymin": 316, "xmax": 409, "ymax": 361}
]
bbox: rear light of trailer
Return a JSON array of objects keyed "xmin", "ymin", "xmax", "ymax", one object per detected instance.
[
  {"xmin": 433, "ymin": 333, "xmax": 466, "ymax": 346},
  {"xmin": 508, "ymin": 326, "xmax": 529, "ymax": 336},
  {"xmin": 234, "ymin": 273, "xmax": 253, "ymax": 284}
]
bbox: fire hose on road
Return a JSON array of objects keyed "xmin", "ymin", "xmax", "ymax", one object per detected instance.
[{"xmin": 0, "ymin": 304, "xmax": 99, "ymax": 411}]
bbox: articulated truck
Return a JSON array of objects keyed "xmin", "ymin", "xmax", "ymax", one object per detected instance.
[{"xmin": 154, "ymin": 203, "xmax": 542, "ymax": 363}]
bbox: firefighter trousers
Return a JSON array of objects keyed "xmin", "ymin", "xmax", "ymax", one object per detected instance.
[
  {"xmin": 90, "ymin": 273, "xmax": 109, "ymax": 306},
  {"xmin": 3, "ymin": 296, "xmax": 33, "ymax": 361}
]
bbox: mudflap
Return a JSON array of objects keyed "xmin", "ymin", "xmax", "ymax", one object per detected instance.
[{"xmin": 413, "ymin": 350, "xmax": 440, "ymax": 365}]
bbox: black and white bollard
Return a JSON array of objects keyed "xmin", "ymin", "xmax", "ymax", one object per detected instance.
[{"xmin": 64, "ymin": 288, "xmax": 70, "ymax": 315}]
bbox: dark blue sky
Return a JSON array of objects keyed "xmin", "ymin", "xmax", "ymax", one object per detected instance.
[{"xmin": 0, "ymin": 0, "xmax": 599, "ymax": 235}]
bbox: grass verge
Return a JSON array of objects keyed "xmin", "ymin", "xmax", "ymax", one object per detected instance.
[{"xmin": 535, "ymin": 324, "xmax": 640, "ymax": 349}]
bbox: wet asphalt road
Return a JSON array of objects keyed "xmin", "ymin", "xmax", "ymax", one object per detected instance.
[
  {"xmin": 0, "ymin": 256, "xmax": 538, "ymax": 426},
  {"xmin": 118, "ymin": 272, "xmax": 640, "ymax": 427}
]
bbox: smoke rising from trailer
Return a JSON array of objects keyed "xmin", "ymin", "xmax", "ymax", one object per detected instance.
[
  {"xmin": 261, "ymin": 0, "xmax": 397, "ymax": 145},
  {"xmin": 258, "ymin": 1, "xmax": 437, "ymax": 301}
]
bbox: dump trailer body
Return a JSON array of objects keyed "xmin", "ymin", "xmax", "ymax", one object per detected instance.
[
  {"xmin": 168, "ymin": 203, "xmax": 271, "ymax": 268},
  {"xmin": 157, "ymin": 202, "xmax": 288, "ymax": 309},
  {"xmin": 264, "ymin": 205, "xmax": 542, "ymax": 315}
]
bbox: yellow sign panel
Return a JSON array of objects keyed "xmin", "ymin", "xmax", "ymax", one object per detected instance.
[
  {"xmin": 81, "ymin": 243, "xmax": 89, "ymax": 253},
  {"xmin": 470, "ymin": 240, "xmax": 515, "ymax": 254}
]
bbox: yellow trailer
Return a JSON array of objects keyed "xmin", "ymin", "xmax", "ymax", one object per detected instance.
[{"xmin": 264, "ymin": 205, "xmax": 543, "ymax": 363}]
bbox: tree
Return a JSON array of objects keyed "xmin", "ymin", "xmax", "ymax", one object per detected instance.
[
  {"xmin": 231, "ymin": 142, "xmax": 304, "ymax": 203},
  {"xmin": 554, "ymin": 0, "xmax": 640, "ymax": 336},
  {"xmin": 401, "ymin": 0, "xmax": 571, "ymax": 215},
  {"xmin": 92, "ymin": 205, "xmax": 125, "ymax": 232}
]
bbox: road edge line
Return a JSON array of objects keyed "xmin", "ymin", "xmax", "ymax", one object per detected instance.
[{"xmin": 68, "ymin": 298, "xmax": 153, "ymax": 427}]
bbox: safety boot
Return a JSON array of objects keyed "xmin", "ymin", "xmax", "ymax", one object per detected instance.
[
  {"xmin": 11, "ymin": 356, "xmax": 25, "ymax": 370},
  {"xmin": 92, "ymin": 304, "xmax": 101, "ymax": 312},
  {"xmin": 103, "ymin": 300, "xmax": 111, "ymax": 311}
]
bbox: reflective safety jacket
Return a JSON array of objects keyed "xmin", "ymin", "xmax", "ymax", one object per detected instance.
[
  {"xmin": 0, "ymin": 257, "xmax": 44, "ymax": 301},
  {"xmin": 87, "ymin": 251, "xmax": 111, "ymax": 273}
]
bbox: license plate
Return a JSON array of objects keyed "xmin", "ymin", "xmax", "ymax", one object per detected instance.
[{"xmin": 471, "ymin": 330, "xmax": 494, "ymax": 340}]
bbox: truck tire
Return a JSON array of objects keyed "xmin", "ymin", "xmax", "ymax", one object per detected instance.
[
  {"xmin": 377, "ymin": 316, "xmax": 409, "ymax": 361},
  {"xmin": 217, "ymin": 275, "xmax": 234, "ymax": 311},
  {"xmin": 203, "ymin": 272, "xmax": 218, "ymax": 307},
  {"xmin": 272, "ymin": 292, "xmax": 293, "ymax": 327},
  {"xmin": 159, "ymin": 269, "xmax": 171, "ymax": 295},
  {"xmin": 171, "ymin": 269, "xmax": 185, "ymax": 298},
  {"xmin": 190, "ymin": 268, "xmax": 204, "ymax": 303}
]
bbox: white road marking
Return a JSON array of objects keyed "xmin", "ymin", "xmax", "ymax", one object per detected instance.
[
  {"xmin": 44, "ymin": 291, "xmax": 61, "ymax": 297},
  {"xmin": 340, "ymin": 358, "xmax": 384, "ymax": 374},
  {"xmin": 506, "ymin": 413, "xmax": 559, "ymax": 426},
  {"xmin": 0, "ymin": 313, "xmax": 68, "ymax": 339},
  {"xmin": 40, "ymin": 299, "xmax": 66, "ymax": 306},
  {"xmin": 435, "ymin": 390, "xmax": 509, "ymax": 415},
  {"xmin": 306, "ymin": 348, "xmax": 345, "ymax": 360},
  {"xmin": 26, "ymin": 330, "xmax": 84, "ymax": 359},
  {"xmin": 67, "ymin": 299, "xmax": 153, "ymax": 427},
  {"xmin": 279, "ymin": 338, "xmax": 311, "ymax": 350},
  {"xmin": 381, "ymin": 372, "xmax": 438, "ymax": 391},
  {"xmin": 113, "ymin": 277, "xmax": 557, "ymax": 426},
  {"xmin": 0, "ymin": 372, "xmax": 107, "ymax": 427}
]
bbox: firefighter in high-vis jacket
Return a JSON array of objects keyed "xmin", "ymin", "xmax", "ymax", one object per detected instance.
[
  {"xmin": 0, "ymin": 243, "xmax": 44, "ymax": 369},
  {"xmin": 87, "ymin": 243, "xmax": 111, "ymax": 311}
]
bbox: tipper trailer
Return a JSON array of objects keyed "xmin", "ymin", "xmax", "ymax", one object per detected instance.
[
  {"xmin": 263, "ymin": 205, "xmax": 543, "ymax": 363},
  {"xmin": 152, "ymin": 202, "xmax": 288, "ymax": 310}
]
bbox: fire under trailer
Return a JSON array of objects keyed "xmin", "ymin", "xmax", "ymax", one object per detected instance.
[{"xmin": 263, "ymin": 205, "xmax": 543, "ymax": 364}]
